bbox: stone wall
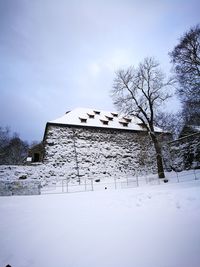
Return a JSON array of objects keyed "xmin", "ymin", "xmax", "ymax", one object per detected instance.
[
  {"xmin": 0, "ymin": 180, "xmax": 41, "ymax": 196},
  {"xmin": 43, "ymin": 125, "xmax": 161, "ymax": 180},
  {"xmin": 168, "ymin": 133, "xmax": 200, "ymax": 171}
]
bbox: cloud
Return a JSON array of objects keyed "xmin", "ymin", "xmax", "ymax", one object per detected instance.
[
  {"xmin": 87, "ymin": 63, "xmax": 101, "ymax": 77},
  {"xmin": 0, "ymin": 0, "xmax": 199, "ymax": 141}
]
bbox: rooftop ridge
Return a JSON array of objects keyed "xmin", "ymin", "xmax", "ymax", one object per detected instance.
[{"xmin": 48, "ymin": 107, "xmax": 163, "ymax": 133}]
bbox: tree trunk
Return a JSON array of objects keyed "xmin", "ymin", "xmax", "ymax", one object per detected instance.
[{"xmin": 150, "ymin": 133, "xmax": 165, "ymax": 178}]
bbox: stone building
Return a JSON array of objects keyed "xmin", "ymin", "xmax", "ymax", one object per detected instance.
[
  {"xmin": 43, "ymin": 108, "xmax": 169, "ymax": 179},
  {"xmin": 28, "ymin": 142, "xmax": 44, "ymax": 163}
]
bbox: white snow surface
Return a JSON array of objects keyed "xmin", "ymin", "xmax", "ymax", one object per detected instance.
[
  {"xmin": 49, "ymin": 107, "xmax": 163, "ymax": 132},
  {"xmin": 1, "ymin": 179, "xmax": 200, "ymax": 267}
]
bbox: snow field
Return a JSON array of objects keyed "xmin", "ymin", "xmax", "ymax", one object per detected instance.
[
  {"xmin": 41, "ymin": 169, "xmax": 200, "ymax": 194},
  {"xmin": 0, "ymin": 180, "xmax": 200, "ymax": 267}
]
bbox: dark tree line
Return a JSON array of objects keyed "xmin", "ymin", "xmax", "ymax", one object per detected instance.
[
  {"xmin": 150, "ymin": 24, "xmax": 200, "ymax": 138},
  {"xmin": 0, "ymin": 127, "xmax": 29, "ymax": 165},
  {"xmin": 169, "ymin": 24, "xmax": 200, "ymax": 126}
]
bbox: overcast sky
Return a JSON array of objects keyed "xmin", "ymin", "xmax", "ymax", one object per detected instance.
[{"xmin": 0, "ymin": 0, "xmax": 199, "ymax": 142}]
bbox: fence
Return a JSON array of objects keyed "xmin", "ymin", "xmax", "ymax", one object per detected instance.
[
  {"xmin": 41, "ymin": 168, "xmax": 200, "ymax": 195},
  {"xmin": 0, "ymin": 180, "xmax": 41, "ymax": 196}
]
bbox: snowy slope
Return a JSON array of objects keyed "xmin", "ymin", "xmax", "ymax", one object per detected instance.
[{"xmin": 0, "ymin": 180, "xmax": 200, "ymax": 267}]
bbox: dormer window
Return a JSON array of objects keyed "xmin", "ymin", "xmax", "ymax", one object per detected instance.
[
  {"xmin": 123, "ymin": 117, "xmax": 132, "ymax": 123},
  {"xmin": 87, "ymin": 113, "xmax": 95, "ymax": 119},
  {"xmin": 94, "ymin": 110, "xmax": 101, "ymax": 115},
  {"xmin": 105, "ymin": 115, "xmax": 113, "ymax": 121},
  {"xmin": 119, "ymin": 121, "xmax": 129, "ymax": 127},
  {"xmin": 79, "ymin": 117, "xmax": 87, "ymax": 123},
  {"xmin": 138, "ymin": 123, "xmax": 146, "ymax": 129},
  {"xmin": 100, "ymin": 119, "xmax": 109, "ymax": 125},
  {"xmin": 111, "ymin": 112, "xmax": 118, "ymax": 117}
]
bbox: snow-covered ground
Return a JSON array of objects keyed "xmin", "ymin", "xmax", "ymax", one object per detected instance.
[
  {"xmin": 1, "ymin": 164, "xmax": 199, "ymax": 195},
  {"xmin": 41, "ymin": 169, "xmax": 200, "ymax": 194},
  {"xmin": 0, "ymin": 179, "xmax": 200, "ymax": 267}
]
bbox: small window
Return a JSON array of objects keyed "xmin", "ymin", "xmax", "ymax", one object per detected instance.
[
  {"xmin": 138, "ymin": 123, "xmax": 146, "ymax": 129},
  {"xmin": 94, "ymin": 110, "xmax": 101, "ymax": 115},
  {"xmin": 123, "ymin": 117, "xmax": 132, "ymax": 123},
  {"xmin": 105, "ymin": 115, "xmax": 113, "ymax": 121},
  {"xmin": 87, "ymin": 113, "xmax": 95, "ymax": 119},
  {"xmin": 119, "ymin": 121, "xmax": 129, "ymax": 127},
  {"xmin": 111, "ymin": 112, "xmax": 118, "ymax": 117},
  {"xmin": 100, "ymin": 119, "xmax": 109, "ymax": 125},
  {"xmin": 79, "ymin": 118, "xmax": 87, "ymax": 123}
]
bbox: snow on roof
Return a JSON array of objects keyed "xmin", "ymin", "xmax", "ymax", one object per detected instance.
[{"xmin": 48, "ymin": 108, "xmax": 163, "ymax": 132}]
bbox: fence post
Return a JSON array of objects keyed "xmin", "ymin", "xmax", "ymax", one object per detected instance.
[
  {"xmin": 157, "ymin": 173, "xmax": 160, "ymax": 185},
  {"xmin": 114, "ymin": 177, "xmax": 117, "ymax": 190},
  {"xmin": 91, "ymin": 178, "xmax": 94, "ymax": 191},
  {"xmin": 67, "ymin": 179, "xmax": 69, "ymax": 193},
  {"xmin": 194, "ymin": 169, "xmax": 197, "ymax": 180},
  {"xmin": 136, "ymin": 171, "xmax": 139, "ymax": 187},
  {"xmin": 145, "ymin": 169, "xmax": 148, "ymax": 184},
  {"xmin": 176, "ymin": 171, "xmax": 179, "ymax": 183},
  {"xmin": 62, "ymin": 180, "xmax": 64, "ymax": 193},
  {"xmin": 85, "ymin": 177, "xmax": 87, "ymax": 191}
]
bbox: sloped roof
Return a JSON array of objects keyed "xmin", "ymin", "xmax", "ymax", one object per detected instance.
[{"xmin": 48, "ymin": 107, "xmax": 163, "ymax": 132}]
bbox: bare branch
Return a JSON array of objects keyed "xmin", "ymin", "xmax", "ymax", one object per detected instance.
[{"xmin": 112, "ymin": 57, "xmax": 174, "ymax": 178}]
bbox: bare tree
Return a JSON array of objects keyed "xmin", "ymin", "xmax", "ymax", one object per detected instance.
[
  {"xmin": 155, "ymin": 111, "xmax": 184, "ymax": 139},
  {"xmin": 169, "ymin": 24, "xmax": 200, "ymax": 124},
  {"xmin": 5, "ymin": 137, "xmax": 29, "ymax": 165},
  {"xmin": 0, "ymin": 126, "xmax": 10, "ymax": 161},
  {"xmin": 0, "ymin": 127, "xmax": 29, "ymax": 165},
  {"xmin": 112, "ymin": 57, "xmax": 174, "ymax": 178}
]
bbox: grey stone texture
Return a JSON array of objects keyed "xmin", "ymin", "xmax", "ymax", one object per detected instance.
[
  {"xmin": 168, "ymin": 133, "xmax": 200, "ymax": 171},
  {"xmin": 43, "ymin": 124, "xmax": 165, "ymax": 179},
  {"xmin": 0, "ymin": 180, "xmax": 41, "ymax": 196}
]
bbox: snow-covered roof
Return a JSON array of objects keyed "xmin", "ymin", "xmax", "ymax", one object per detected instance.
[{"xmin": 48, "ymin": 108, "xmax": 163, "ymax": 132}]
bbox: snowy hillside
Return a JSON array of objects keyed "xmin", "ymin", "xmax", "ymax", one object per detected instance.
[{"xmin": 0, "ymin": 180, "xmax": 200, "ymax": 267}]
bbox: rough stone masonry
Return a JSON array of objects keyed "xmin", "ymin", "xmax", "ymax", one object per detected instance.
[{"xmin": 43, "ymin": 124, "xmax": 164, "ymax": 180}]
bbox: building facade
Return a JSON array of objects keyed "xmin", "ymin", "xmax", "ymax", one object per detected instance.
[{"xmin": 43, "ymin": 108, "xmax": 169, "ymax": 180}]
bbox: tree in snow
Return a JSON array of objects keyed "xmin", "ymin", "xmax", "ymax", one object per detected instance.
[
  {"xmin": 169, "ymin": 24, "xmax": 200, "ymax": 125},
  {"xmin": 0, "ymin": 127, "xmax": 29, "ymax": 165},
  {"xmin": 5, "ymin": 135, "xmax": 29, "ymax": 165},
  {"xmin": 0, "ymin": 126, "xmax": 10, "ymax": 161},
  {"xmin": 112, "ymin": 57, "xmax": 174, "ymax": 178},
  {"xmin": 154, "ymin": 111, "xmax": 184, "ymax": 139}
]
